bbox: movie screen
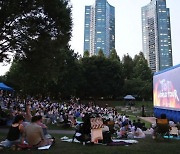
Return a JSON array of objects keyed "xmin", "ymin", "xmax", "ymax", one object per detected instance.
[{"xmin": 153, "ymin": 66, "xmax": 180, "ymax": 111}]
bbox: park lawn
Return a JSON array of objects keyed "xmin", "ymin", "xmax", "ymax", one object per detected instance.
[
  {"xmin": 47, "ymin": 123, "xmax": 74, "ymax": 130},
  {"xmin": 89, "ymin": 100, "xmax": 153, "ymax": 108},
  {"xmin": 90, "ymin": 100, "xmax": 154, "ymax": 116},
  {"xmin": 0, "ymin": 133, "xmax": 180, "ymax": 154},
  {"xmin": 1, "ymin": 100, "xmax": 177, "ymax": 154}
]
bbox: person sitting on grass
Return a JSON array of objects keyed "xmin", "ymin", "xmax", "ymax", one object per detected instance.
[
  {"xmin": 22, "ymin": 116, "xmax": 54, "ymax": 147},
  {"xmin": 132, "ymin": 126, "xmax": 145, "ymax": 138},
  {"xmin": 1, "ymin": 114, "xmax": 24, "ymax": 147},
  {"xmin": 36, "ymin": 115, "xmax": 53, "ymax": 139},
  {"xmin": 117, "ymin": 123, "xmax": 130, "ymax": 138}
]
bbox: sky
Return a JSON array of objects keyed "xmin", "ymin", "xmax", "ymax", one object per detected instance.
[{"xmin": 0, "ymin": 0, "xmax": 180, "ymax": 76}]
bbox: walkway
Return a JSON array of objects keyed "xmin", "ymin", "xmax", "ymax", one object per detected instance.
[{"xmin": 140, "ymin": 117, "xmax": 156, "ymax": 124}]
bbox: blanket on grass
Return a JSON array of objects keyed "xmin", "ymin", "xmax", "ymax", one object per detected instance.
[
  {"xmin": 163, "ymin": 135, "xmax": 180, "ymax": 140},
  {"xmin": 61, "ymin": 136, "xmax": 138, "ymax": 146},
  {"xmin": 0, "ymin": 141, "xmax": 52, "ymax": 150}
]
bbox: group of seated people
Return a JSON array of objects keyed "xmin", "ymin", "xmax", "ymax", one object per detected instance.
[
  {"xmin": 72, "ymin": 113, "xmax": 147, "ymax": 146},
  {"xmin": 1, "ymin": 114, "xmax": 54, "ymax": 148},
  {"xmin": 1, "ymin": 95, "xmax": 180, "ymax": 148},
  {"xmin": 115, "ymin": 118, "xmax": 146, "ymax": 139}
]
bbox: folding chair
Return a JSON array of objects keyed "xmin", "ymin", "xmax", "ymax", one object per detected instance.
[{"xmin": 154, "ymin": 118, "xmax": 170, "ymax": 138}]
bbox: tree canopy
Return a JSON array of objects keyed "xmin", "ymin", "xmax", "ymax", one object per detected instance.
[
  {"xmin": 1, "ymin": 0, "xmax": 153, "ymax": 100},
  {"xmin": 109, "ymin": 48, "xmax": 120, "ymax": 61},
  {"xmin": 2, "ymin": 0, "xmax": 76, "ymax": 97},
  {"xmin": 0, "ymin": 0, "xmax": 72, "ymax": 62}
]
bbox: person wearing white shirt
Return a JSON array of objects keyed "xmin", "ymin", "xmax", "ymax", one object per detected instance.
[{"xmin": 132, "ymin": 126, "xmax": 145, "ymax": 138}]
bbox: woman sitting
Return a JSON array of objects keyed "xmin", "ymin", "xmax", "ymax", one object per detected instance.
[
  {"xmin": 132, "ymin": 126, "xmax": 145, "ymax": 138},
  {"xmin": 117, "ymin": 123, "xmax": 130, "ymax": 138},
  {"xmin": 1, "ymin": 114, "xmax": 24, "ymax": 147}
]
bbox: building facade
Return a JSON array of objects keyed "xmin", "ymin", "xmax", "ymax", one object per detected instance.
[
  {"xmin": 142, "ymin": 0, "xmax": 173, "ymax": 72},
  {"xmin": 84, "ymin": 0, "xmax": 115, "ymax": 56}
]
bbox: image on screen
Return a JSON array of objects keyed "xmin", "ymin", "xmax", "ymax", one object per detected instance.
[{"xmin": 153, "ymin": 66, "xmax": 180, "ymax": 111}]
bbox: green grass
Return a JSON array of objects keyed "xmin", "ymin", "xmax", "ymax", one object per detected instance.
[
  {"xmin": 0, "ymin": 132, "xmax": 180, "ymax": 154},
  {"xmin": 128, "ymin": 115, "xmax": 151, "ymax": 128},
  {"xmin": 47, "ymin": 123, "xmax": 74, "ymax": 130},
  {"xmin": 90, "ymin": 100, "xmax": 153, "ymax": 108},
  {"xmin": 2, "ymin": 101, "xmax": 178, "ymax": 153}
]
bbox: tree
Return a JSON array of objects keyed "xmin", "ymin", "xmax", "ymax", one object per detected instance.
[
  {"xmin": 0, "ymin": 0, "xmax": 72, "ymax": 62},
  {"xmin": 122, "ymin": 54, "xmax": 134, "ymax": 79},
  {"xmin": 109, "ymin": 48, "xmax": 120, "ymax": 61},
  {"xmin": 3, "ymin": 0, "xmax": 75, "ymax": 97},
  {"xmin": 80, "ymin": 56, "xmax": 124, "ymax": 99},
  {"xmin": 133, "ymin": 52, "xmax": 152, "ymax": 81},
  {"xmin": 5, "ymin": 60, "xmax": 28, "ymax": 92},
  {"xmin": 98, "ymin": 49, "xmax": 105, "ymax": 57},
  {"xmin": 83, "ymin": 50, "xmax": 90, "ymax": 58},
  {"xmin": 123, "ymin": 78, "xmax": 152, "ymax": 101},
  {"xmin": 121, "ymin": 52, "xmax": 153, "ymax": 100}
]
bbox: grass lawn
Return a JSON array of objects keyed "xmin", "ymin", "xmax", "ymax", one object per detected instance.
[
  {"xmin": 1, "ymin": 100, "xmax": 178, "ymax": 154},
  {"xmin": 47, "ymin": 123, "xmax": 74, "ymax": 130},
  {"xmin": 88, "ymin": 100, "xmax": 154, "ymax": 115},
  {"xmin": 0, "ymin": 132, "xmax": 180, "ymax": 154}
]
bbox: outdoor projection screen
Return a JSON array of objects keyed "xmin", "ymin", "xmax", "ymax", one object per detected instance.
[{"xmin": 153, "ymin": 65, "xmax": 180, "ymax": 111}]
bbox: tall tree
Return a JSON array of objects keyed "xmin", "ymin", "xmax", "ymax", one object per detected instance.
[
  {"xmin": 133, "ymin": 52, "xmax": 152, "ymax": 81},
  {"xmin": 122, "ymin": 54, "xmax": 134, "ymax": 79},
  {"xmin": 0, "ymin": 0, "xmax": 72, "ymax": 62},
  {"xmin": 83, "ymin": 50, "xmax": 90, "ymax": 58},
  {"xmin": 109, "ymin": 48, "xmax": 120, "ymax": 61},
  {"xmin": 98, "ymin": 49, "xmax": 105, "ymax": 57},
  {"xmin": 3, "ymin": 0, "xmax": 75, "ymax": 97},
  {"xmin": 80, "ymin": 56, "xmax": 124, "ymax": 99}
]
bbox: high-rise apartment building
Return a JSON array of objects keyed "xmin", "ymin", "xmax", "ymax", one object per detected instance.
[
  {"xmin": 84, "ymin": 0, "xmax": 115, "ymax": 56},
  {"xmin": 142, "ymin": 0, "xmax": 173, "ymax": 72}
]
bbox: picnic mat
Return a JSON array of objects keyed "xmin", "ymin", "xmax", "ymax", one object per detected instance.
[
  {"xmin": 163, "ymin": 135, "xmax": 180, "ymax": 140},
  {"xmin": 61, "ymin": 136, "xmax": 138, "ymax": 146}
]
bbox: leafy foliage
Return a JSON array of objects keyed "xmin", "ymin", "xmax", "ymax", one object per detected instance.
[
  {"xmin": 98, "ymin": 49, "xmax": 105, "ymax": 57},
  {"xmin": 1, "ymin": 1, "xmax": 153, "ymax": 100},
  {"xmin": 83, "ymin": 50, "xmax": 90, "ymax": 58},
  {"xmin": 109, "ymin": 48, "xmax": 120, "ymax": 61},
  {"xmin": 122, "ymin": 54, "xmax": 134, "ymax": 79},
  {"xmin": 0, "ymin": 0, "xmax": 72, "ymax": 62},
  {"xmin": 2, "ymin": 0, "xmax": 74, "ymax": 97},
  {"xmin": 80, "ymin": 56, "xmax": 124, "ymax": 99}
]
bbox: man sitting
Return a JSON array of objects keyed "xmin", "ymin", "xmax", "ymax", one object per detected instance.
[
  {"xmin": 22, "ymin": 116, "xmax": 53, "ymax": 147},
  {"xmin": 152, "ymin": 114, "xmax": 170, "ymax": 139}
]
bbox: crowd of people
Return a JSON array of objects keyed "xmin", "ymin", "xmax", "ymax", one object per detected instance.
[{"xmin": 0, "ymin": 93, "xmax": 179, "ymax": 148}]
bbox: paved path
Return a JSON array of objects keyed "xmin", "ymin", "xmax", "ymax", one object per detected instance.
[
  {"xmin": 0, "ymin": 128, "xmax": 75, "ymax": 135},
  {"xmin": 140, "ymin": 117, "xmax": 156, "ymax": 124}
]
